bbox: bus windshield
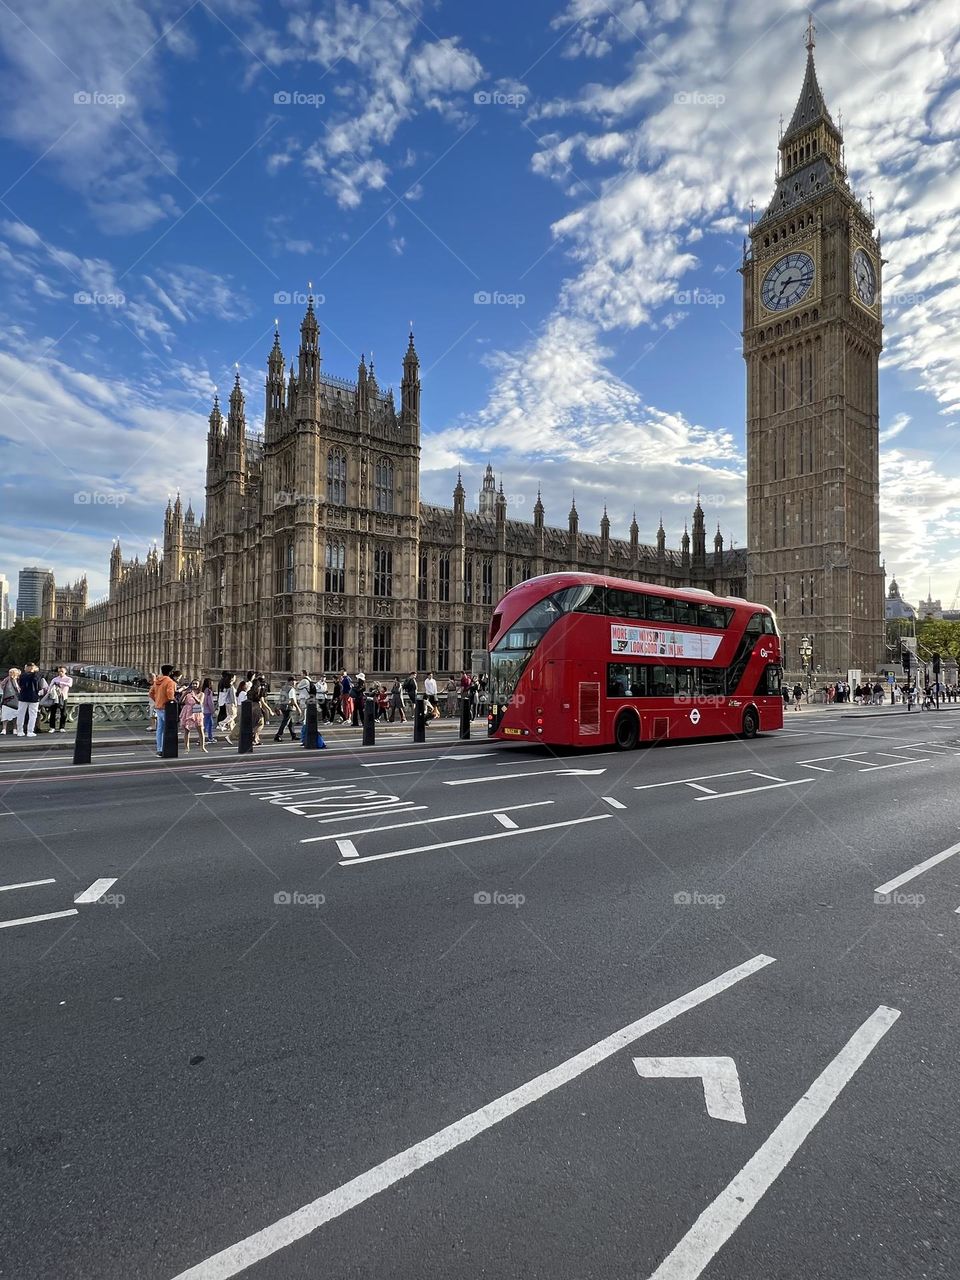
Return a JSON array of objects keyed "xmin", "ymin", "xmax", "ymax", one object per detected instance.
[{"xmin": 489, "ymin": 592, "xmax": 565, "ymax": 702}]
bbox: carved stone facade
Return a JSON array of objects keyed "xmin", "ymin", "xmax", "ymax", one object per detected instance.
[
  {"xmin": 50, "ymin": 300, "xmax": 747, "ymax": 678},
  {"xmin": 742, "ymin": 32, "xmax": 885, "ymax": 674},
  {"xmin": 39, "ymin": 576, "xmax": 87, "ymax": 666}
]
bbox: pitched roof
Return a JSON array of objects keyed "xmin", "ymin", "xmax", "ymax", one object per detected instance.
[{"xmin": 782, "ymin": 52, "xmax": 840, "ymax": 145}]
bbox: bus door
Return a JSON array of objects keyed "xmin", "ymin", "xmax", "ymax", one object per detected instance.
[{"xmin": 571, "ymin": 661, "xmax": 601, "ymax": 740}]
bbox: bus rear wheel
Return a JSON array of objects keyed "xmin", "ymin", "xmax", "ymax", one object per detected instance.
[
  {"xmin": 741, "ymin": 708, "xmax": 759, "ymax": 739},
  {"xmin": 614, "ymin": 712, "xmax": 639, "ymax": 750}
]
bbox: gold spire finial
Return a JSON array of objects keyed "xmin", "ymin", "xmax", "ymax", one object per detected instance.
[{"xmin": 806, "ymin": 12, "xmax": 816, "ymax": 53}]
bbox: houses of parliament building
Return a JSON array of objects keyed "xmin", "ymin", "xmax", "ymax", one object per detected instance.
[{"xmin": 41, "ymin": 32, "xmax": 885, "ymax": 678}]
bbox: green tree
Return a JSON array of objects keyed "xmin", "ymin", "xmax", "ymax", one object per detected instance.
[
  {"xmin": 0, "ymin": 617, "xmax": 42, "ymax": 669},
  {"xmin": 916, "ymin": 618, "xmax": 960, "ymax": 660}
]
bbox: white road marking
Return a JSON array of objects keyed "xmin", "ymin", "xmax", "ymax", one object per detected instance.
[
  {"xmin": 751, "ymin": 773, "xmax": 785, "ymax": 782},
  {"xmin": 360, "ymin": 753, "xmax": 496, "ymax": 768},
  {"xmin": 646, "ymin": 1005, "xmax": 900, "ymax": 1280},
  {"xmin": 494, "ymin": 813, "xmax": 518, "ymax": 829},
  {"xmin": 858, "ymin": 758, "xmax": 929, "ymax": 772},
  {"xmin": 685, "ymin": 783, "xmax": 717, "ymax": 795},
  {"xmin": 74, "ymin": 878, "xmax": 118, "ymax": 904},
  {"xmin": 796, "ymin": 751, "xmax": 869, "ymax": 765},
  {"xmin": 340, "ymin": 814, "xmax": 612, "ymax": 866},
  {"xmin": 603, "ymin": 796, "xmax": 626, "ymax": 810},
  {"xmin": 799, "ymin": 763, "xmax": 833, "ymax": 772},
  {"xmin": 0, "ymin": 878, "xmax": 56, "ymax": 892},
  {"xmin": 445, "ymin": 767, "xmax": 605, "ymax": 786},
  {"xmin": 336, "ymin": 840, "xmax": 359, "ymax": 860},
  {"xmin": 0, "ymin": 909, "xmax": 78, "ymax": 930},
  {"xmin": 875, "ymin": 839, "xmax": 960, "ymax": 897},
  {"xmin": 635, "ymin": 770, "xmax": 754, "ymax": 792},
  {"xmin": 300, "ymin": 802, "xmax": 553, "ymax": 844},
  {"xmin": 695, "ymin": 779, "xmax": 814, "ymax": 801},
  {"xmin": 633, "ymin": 1056, "xmax": 746, "ymax": 1124},
  {"xmin": 168, "ymin": 954, "xmax": 776, "ymax": 1280}
]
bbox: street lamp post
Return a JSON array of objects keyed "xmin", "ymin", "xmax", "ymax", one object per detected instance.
[{"xmin": 799, "ymin": 636, "xmax": 813, "ymax": 702}]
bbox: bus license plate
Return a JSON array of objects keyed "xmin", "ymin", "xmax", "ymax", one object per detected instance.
[{"xmin": 503, "ymin": 727, "xmax": 523, "ymax": 736}]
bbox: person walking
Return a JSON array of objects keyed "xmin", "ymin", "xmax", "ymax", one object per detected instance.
[
  {"xmin": 179, "ymin": 680, "xmax": 207, "ymax": 753},
  {"xmin": 219, "ymin": 673, "xmax": 238, "ymax": 744},
  {"xmin": 16, "ymin": 663, "xmax": 47, "ymax": 737},
  {"xmin": 273, "ymin": 676, "xmax": 300, "ymax": 742},
  {"xmin": 45, "ymin": 666, "xmax": 73, "ymax": 732},
  {"xmin": 375, "ymin": 683, "xmax": 389, "ymax": 721},
  {"xmin": 249, "ymin": 678, "xmax": 273, "ymax": 746},
  {"xmin": 201, "ymin": 677, "xmax": 216, "ymax": 746},
  {"xmin": 352, "ymin": 673, "xmax": 366, "ymax": 727},
  {"xmin": 339, "ymin": 671, "xmax": 354, "ymax": 725},
  {"xmin": 792, "ymin": 681, "xmax": 803, "ymax": 711},
  {"xmin": 424, "ymin": 671, "xmax": 441, "ymax": 720},
  {"xmin": 389, "ymin": 676, "xmax": 406, "ymax": 723},
  {"xmin": 1, "ymin": 668, "xmax": 20, "ymax": 735}
]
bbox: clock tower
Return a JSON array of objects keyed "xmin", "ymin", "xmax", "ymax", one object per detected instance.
[{"xmin": 742, "ymin": 21, "xmax": 885, "ymax": 676}]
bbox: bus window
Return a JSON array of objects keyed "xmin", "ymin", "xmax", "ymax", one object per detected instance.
[
  {"xmin": 558, "ymin": 584, "xmax": 606, "ymax": 614},
  {"xmin": 673, "ymin": 601, "xmax": 699, "ymax": 627},
  {"xmin": 607, "ymin": 664, "xmax": 630, "ymax": 696},
  {"xmin": 647, "ymin": 596, "xmax": 674, "ymax": 623},
  {"xmin": 675, "ymin": 668, "xmax": 698, "ymax": 697},
  {"xmin": 607, "ymin": 589, "xmax": 646, "ymax": 620},
  {"xmin": 745, "ymin": 612, "xmax": 766, "ymax": 637},
  {"xmin": 762, "ymin": 613, "xmax": 777, "ymax": 634},
  {"xmin": 650, "ymin": 665, "xmax": 675, "ymax": 696},
  {"xmin": 697, "ymin": 604, "xmax": 730, "ymax": 628},
  {"xmin": 754, "ymin": 664, "xmax": 782, "ymax": 696}
]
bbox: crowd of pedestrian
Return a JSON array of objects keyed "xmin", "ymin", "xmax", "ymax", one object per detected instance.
[
  {"xmin": 0, "ymin": 665, "xmax": 74, "ymax": 736},
  {"xmin": 144, "ymin": 668, "xmax": 490, "ymax": 754}
]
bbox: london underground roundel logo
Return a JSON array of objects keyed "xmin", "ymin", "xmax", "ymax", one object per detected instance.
[{"xmin": 689, "ymin": 708, "xmax": 701, "ymax": 725}]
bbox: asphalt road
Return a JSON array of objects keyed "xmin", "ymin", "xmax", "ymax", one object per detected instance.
[{"xmin": 2, "ymin": 708, "xmax": 959, "ymax": 1279}]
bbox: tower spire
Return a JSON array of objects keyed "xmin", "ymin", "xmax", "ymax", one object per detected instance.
[{"xmin": 805, "ymin": 11, "xmax": 816, "ymax": 53}]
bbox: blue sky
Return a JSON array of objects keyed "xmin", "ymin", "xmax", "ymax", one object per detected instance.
[{"xmin": 0, "ymin": 0, "xmax": 958, "ymax": 610}]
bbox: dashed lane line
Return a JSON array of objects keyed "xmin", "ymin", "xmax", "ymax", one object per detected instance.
[
  {"xmin": 0, "ymin": 878, "xmax": 56, "ymax": 892},
  {"xmin": 74, "ymin": 878, "xmax": 118, "ymax": 904},
  {"xmin": 494, "ymin": 813, "xmax": 518, "ymax": 829},
  {"xmin": 0, "ymin": 909, "xmax": 78, "ymax": 930},
  {"xmin": 603, "ymin": 797, "xmax": 626, "ymax": 810},
  {"xmin": 339, "ymin": 814, "xmax": 612, "ymax": 866},
  {"xmin": 694, "ymin": 779, "xmax": 814, "ymax": 801},
  {"xmin": 875, "ymin": 839, "xmax": 960, "ymax": 897},
  {"xmin": 300, "ymin": 801, "xmax": 553, "ymax": 844},
  {"xmin": 168, "ymin": 954, "xmax": 776, "ymax": 1280}
]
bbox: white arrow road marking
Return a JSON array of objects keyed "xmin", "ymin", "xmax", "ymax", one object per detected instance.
[
  {"xmin": 300, "ymin": 801, "xmax": 553, "ymax": 844},
  {"xmin": 168, "ymin": 954, "xmax": 776, "ymax": 1280},
  {"xmin": 74, "ymin": 878, "xmax": 117, "ymax": 904},
  {"xmin": 646, "ymin": 1006, "xmax": 900, "ymax": 1280},
  {"xmin": 633, "ymin": 1056, "xmax": 746, "ymax": 1124},
  {"xmin": 360, "ymin": 752, "xmax": 496, "ymax": 768},
  {"xmin": 445, "ymin": 768, "xmax": 605, "ymax": 786}
]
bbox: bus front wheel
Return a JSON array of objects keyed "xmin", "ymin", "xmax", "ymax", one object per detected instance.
[
  {"xmin": 741, "ymin": 708, "xmax": 759, "ymax": 739},
  {"xmin": 614, "ymin": 712, "xmax": 639, "ymax": 750}
]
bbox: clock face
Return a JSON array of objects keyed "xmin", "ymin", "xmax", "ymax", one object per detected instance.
[
  {"xmin": 853, "ymin": 247, "xmax": 877, "ymax": 305},
  {"xmin": 761, "ymin": 252, "xmax": 815, "ymax": 312}
]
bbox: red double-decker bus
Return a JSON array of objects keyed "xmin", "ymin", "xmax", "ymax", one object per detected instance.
[{"xmin": 487, "ymin": 572, "xmax": 783, "ymax": 748}]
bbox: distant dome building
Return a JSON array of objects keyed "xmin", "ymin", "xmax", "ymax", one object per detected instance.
[{"xmin": 885, "ymin": 576, "xmax": 916, "ymax": 622}]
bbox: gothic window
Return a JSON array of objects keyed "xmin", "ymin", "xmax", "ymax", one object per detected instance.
[
  {"xmin": 481, "ymin": 559, "xmax": 494, "ymax": 606},
  {"xmin": 437, "ymin": 624, "xmax": 450, "ymax": 673},
  {"xmin": 374, "ymin": 458, "xmax": 394, "ymax": 513},
  {"xmin": 416, "ymin": 623, "xmax": 428, "ymax": 671},
  {"xmin": 506, "ymin": 560, "xmax": 514, "ymax": 590},
  {"xmin": 462, "ymin": 627, "xmax": 474, "ymax": 673},
  {"xmin": 374, "ymin": 545, "xmax": 393, "ymax": 597},
  {"xmin": 327, "ymin": 447, "xmax": 347, "ymax": 505},
  {"xmin": 324, "ymin": 541, "xmax": 345, "ymax": 593},
  {"xmin": 464, "ymin": 556, "xmax": 474, "ymax": 604},
  {"xmin": 274, "ymin": 536, "xmax": 295, "ymax": 594},
  {"xmin": 273, "ymin": 618, "xmax": 292, "ymax": 672},
  {"xmin": 323, "ymin": 622, "xmax": 344, "ymax": 674},
  {"xmin": 418, "ymin": 548, "xmax": 429, "ymax": 601},
  {"xmin": 438, "ymin": 553, "xmax": 450, "ymax": 602},
  {"xmin": 372, "ymin": 624, "xmax": 392, "ymax": 673}
]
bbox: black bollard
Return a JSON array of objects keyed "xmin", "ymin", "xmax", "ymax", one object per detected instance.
[
  {"xmin": 362, "ymin": 696, "xmax": 376, "ymax": 746},
  {"xmin": 303, "ymin": 700, "xmax": 319, "ymax": 750},
  {"xmin": 72, "ymin": 703, "xmax": 93, "ymax": 766},
  {"xmin": 162, "ymin": 698, "xmax": 179, "ymax": 758},
  {"xmin": 413, "ymin": 695, "xmax": 426, "ymax": 744},
  {"xmin": 458, "ymin": 696, "xmax": 471, "ymax": 741},
  {"xmin": 238, "ymin": 699, "xmax": 254, "ymax": 754}
]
